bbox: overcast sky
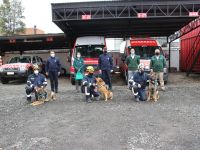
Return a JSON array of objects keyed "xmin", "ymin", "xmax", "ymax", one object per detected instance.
[{"xmin": 0, "ymin": 0, "xmax": 101, "ymax": 33}]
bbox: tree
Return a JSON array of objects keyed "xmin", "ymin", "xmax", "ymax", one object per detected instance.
[{"xmin": 0, "ymin": 0, "xmax": 25, "ymax": 35}]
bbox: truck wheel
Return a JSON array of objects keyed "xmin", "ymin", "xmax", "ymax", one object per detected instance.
[
  {"xmin": 124, "ymin": 71, "xmax": 128, "ymax": 85},
  {"xmin": 27, "ymin": 68, "xmax": 33, "ymax": 76},
  {"xmin": 61, "ymin": 68, "xmax": 66, "ymax": 76},
  {"xmin": 71, "ymin": 78, "xmax": 75, "ymax": 85},
  {"xmin": 1, "ymin": 78, "xmax": 9, "ymax": 84}
]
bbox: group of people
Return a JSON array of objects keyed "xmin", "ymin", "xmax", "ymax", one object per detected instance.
[
  {"xmin": 126, "ymin": 48, "xmax": 167, "ymax": 101},
  {"xmin": 25, "ymin": 47, "xmax": 167, "ymax": 103},
  {"xmin": 74, "ymin": 48, "xmax": 113, "ymax": 102},
  {"xmin": 25, "ymin": 51, "xmax": 61, "ymax": 102}
]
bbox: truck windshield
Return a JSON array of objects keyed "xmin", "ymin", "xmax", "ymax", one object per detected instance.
[
  {"xmin": 129, "ymin": 46, "xmax": 162, "ymax": 59},
  {"xmin": 74, "ymin": 45, "xmax": 104, "ymax": 58},
  {"xmin": 9, "ymin": 56, "xmax": 31, "ymax": 63}
]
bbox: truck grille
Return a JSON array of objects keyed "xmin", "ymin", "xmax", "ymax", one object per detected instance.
[{"xmin": 4, "ymin": 68, "xmax": 19, "ymax": 71}]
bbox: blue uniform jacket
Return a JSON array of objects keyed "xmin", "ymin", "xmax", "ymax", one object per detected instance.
[
  {"xmin": 82, "ymin": 74, "xmax": 96, "ymax": 86},
  {"xmin": 131, "ymin": 71, "xmax": 149, "ymax": 89},
  {"xmin": 27, "ymin": 73, "xmax": 47, "ymax": 88},
  {"xmin": 45, "ymin": 57, "xmax": 61, "ymax": 72},
  {"xmin": 98, "ymin": 53, "xmax": 113, "ymax": 71}
]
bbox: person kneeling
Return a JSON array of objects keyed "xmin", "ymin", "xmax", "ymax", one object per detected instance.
[
  {"xmin": 129, "ymin": 63, "xmax": 149, "ymax": 102},
  {"xmin": 81, "ymin": 66, "xmax": 100, "ymax": 103},
  {"xmin": 25, "ymin": 65, "xmax": 47, "ymax": 102}
]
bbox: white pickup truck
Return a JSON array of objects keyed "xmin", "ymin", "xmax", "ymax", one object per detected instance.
[{"xmin": 0, "ymin": 55, "xmax": 44, "ymax": 84}]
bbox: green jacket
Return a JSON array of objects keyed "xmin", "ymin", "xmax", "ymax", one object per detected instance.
[
  {"xmin": 125, "ymin": 55, "xmax": 140, "ymax": 71},
  {"xmin": 150, "ymin": 55, "xmax": 167, "ymax": 72},
  {"xmin": 73, "ymin": 57, "xmax": 85, "ymax": 73}
]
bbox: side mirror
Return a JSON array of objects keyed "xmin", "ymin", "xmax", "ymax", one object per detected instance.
[
  {"xmin": 121, "ymin": 54, "xmax": 127, "ymax": 62},
  {"xmin": 67, "ymin": 55, "xmax": 71, "ymax": 62}
]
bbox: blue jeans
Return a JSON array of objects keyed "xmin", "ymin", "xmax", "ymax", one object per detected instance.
[
  {"xmin": 131, "ymin": 84, "xmax": 147, "ymax": 101},
  {"xmin": 128, "ymin": 70, "xmax": 136, "ymax": 87}
]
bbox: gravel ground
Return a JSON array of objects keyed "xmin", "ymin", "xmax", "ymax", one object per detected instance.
[{"xmin": 0, "ymin": 73, "xmax": 200, "ymax": 150}]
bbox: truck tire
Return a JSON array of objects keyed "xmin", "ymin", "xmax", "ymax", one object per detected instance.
[
  {"xmin": 124, "ymin": 71, "xmax": 128, "ymax": 85},
  {"xmin": 1, "ymin": 78, "xmax": 9, "ymax": 84},
  {"xmin": 27, "ymin": 68, "xmax": 33, "ymax": 76},
  {"xmin": 71, "ymin": 78, "xmax": 75, "ymax": 85},
  {"xmin": 61, "ymin": 68, "xmax": 66, "ymax": 76}
]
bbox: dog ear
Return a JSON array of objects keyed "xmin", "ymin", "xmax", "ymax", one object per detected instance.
[{"xmin": 100, "ymin": 78, "xmax": 103, "ymax": 82}]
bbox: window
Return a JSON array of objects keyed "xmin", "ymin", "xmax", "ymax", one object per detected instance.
[
  {"xmin": 32, "ymin": 56, "xmax": 36, "ymax": 64},
  {"xmin": 74, "ymin": 45, "xmax": 104, "ymax": 58},
  {"xmin": 128, "ymin": 46, "xmax": 162, "ymax": 59},
  {"xmin": 9, "ymin": 56, "xmax": 31, "ymax": 63}
]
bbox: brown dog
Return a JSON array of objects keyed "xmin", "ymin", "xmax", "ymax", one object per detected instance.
[
  {"xmin": 96, "ymin": 77, "xmax": 113, "ymax": 101},
  {"xmin": 31, "ymin": 89, "xmax": 56, "ymax": 106},
  {"xmin": 147, "ymin": 74, "xmax": 159, "ymax": 102}
]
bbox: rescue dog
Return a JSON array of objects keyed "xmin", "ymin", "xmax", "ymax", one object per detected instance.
[
  {"xmin": 96, "ymin": 77, "xmax": 113, "ymax": 101},
  {"xmin": 147, "ymin": 73, "xmax": 159, "ymax": 102},
  {"xmin": 31, "ymin": 88, "xmax": 56, "ymax": 106}
]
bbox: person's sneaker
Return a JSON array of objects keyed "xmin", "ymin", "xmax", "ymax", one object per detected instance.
[
  {"xmin": 55, "ymin": 89, "xmax": 58, "ymax": 93},
  {"xmin": 87, "ymin": 98, "xmax": 92, "ymax": 103},
  {"xmin": 27, "ymin": 97, "xmax": 31, "ymax": 102},
  {"xmin": 95, "ymin": 96, "xmax": 100, "ymax": 101},
  {"xmin": 161, "ymin": 87, "xmax": 165, "ymax": 91},
  {"xmin": 135, "ymin": 97, "xmax": 140, "ymax": 102}
]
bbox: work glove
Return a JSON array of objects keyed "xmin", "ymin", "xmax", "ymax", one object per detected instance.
[{"xmin": 163, "ymin": 68, "xmax": 167, "ymax": 73}]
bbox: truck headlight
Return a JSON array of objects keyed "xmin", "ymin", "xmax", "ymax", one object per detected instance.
[
  {"xmin": 145, "ymin": 66, "xmax": 150, "ymax": 70},
  {"xmin": 20, "ymin": 67, "xmax": 26, "ymax": 72}
]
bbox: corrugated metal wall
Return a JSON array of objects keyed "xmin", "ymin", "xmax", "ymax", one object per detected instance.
[{"xmin": 180, "ymin": 21, "xmax": 200, "ymax": 72}]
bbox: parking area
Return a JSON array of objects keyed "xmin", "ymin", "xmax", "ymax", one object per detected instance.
[{"xmin": 0, "ymin": 73, "xmax": 200, "ymax": 150}]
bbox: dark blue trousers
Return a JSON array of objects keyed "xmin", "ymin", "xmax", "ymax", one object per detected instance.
[
  {"xmin": 102, "ymin": 70, "xmax": 112, "ymax": 89},
  {"xmin": 49, "ymin": 71, "xmax": 58, "ymax": 92}
]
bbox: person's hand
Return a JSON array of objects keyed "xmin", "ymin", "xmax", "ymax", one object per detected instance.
[
  {"xmin": 58, "ymin": 72, "xmax": 61, "ymax": 76},
  {"xmin": 163, "ymin": 68, "xmax": 167, "ymax": 73},
  {"xmin": 150, "ymin": 69, "xmax": 153, "ymax": 73},
  {"xmin": 99, "ymin": 70, "xmax": 102, "ymax": 74},
  {"xmin": 46, "ymin": 72, "xmax": 48, "ymax": 76},
  {"xmin": 34, "ymin": 87, "xmax": 38, "ymax": 92},
  {"xmin": 138, "ymin": 84, "xmax": 141, "ymax": 88}
]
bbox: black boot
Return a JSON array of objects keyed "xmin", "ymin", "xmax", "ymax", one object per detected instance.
[
  {"xmin": 86, "ymin": 95, "xmax": 92, "ymax": 103},
  {"xmin": 27, "ymin": 96, "xmax": 31, "ymax": 102}
]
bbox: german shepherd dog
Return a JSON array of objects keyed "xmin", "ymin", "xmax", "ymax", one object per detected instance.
[
  {"xmin": 96, "ymin": 77, "xmax": 113, "ymax": 101},
  {"xmin": 147, "ymin": 73, "xmax": 159, "ymax": 102},
  {"xmin": 31, "ymin": 88, "xmax": 56, "ymax": 106}
]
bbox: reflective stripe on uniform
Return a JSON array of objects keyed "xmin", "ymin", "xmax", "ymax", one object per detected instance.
[{"xmin": 85, "ymin": 87, "xmax": 90, "ymax": 95}]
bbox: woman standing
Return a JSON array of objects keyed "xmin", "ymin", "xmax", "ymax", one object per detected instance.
[{"xmin": 73, "ymin": 52, "xmax": 85, "ymax": 92}]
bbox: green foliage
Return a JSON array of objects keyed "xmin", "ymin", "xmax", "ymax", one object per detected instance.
[{"xmin": 0, "ymin": 0, "xmax": 25, "ymax": 35}]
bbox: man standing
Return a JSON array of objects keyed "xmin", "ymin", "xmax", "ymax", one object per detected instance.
[
  {"xmin": 129, "ymin": 63, "xmax": 149, "ymax": 101},
  {"xmin": 98, "ymin": 47, "xmax": 113, "ymax": 90},
  {"xmin": 125, "ymin": 48, "xmax": 140, "ymax": 86},
  {"xmin": 150, "ymin": 49, "xmax": 167, "ymax": 91},
  {"xmin": 46, "ymin": 50, "xmax": 61, "ymax": 93}
]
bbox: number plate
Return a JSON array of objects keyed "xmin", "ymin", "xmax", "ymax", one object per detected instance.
[{"xmin": 7, "ymin": 72, "xmax": 14, "ymax": 75}]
